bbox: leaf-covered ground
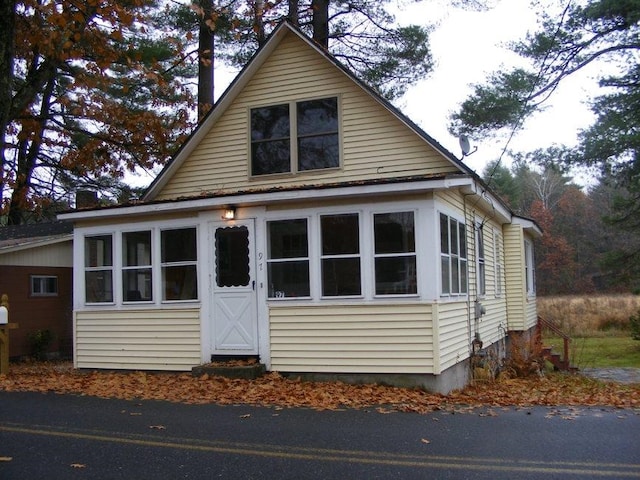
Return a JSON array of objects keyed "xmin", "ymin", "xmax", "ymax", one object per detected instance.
[{"xmin": 1, "ymin": 363, "xmax": 639, "ymax": 414}]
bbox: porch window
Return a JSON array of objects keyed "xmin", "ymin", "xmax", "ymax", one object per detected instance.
[
  {"xmin": 251, "ymin": 97, "xmax": 339, "ymax": 175},
  {"xmin": 374, "ymin": 212, "xmax": 417, "ymax": 295},
  {"xmin": 524, "ymin": 239, "xmax": 536, "ymax": 296},
  {"xmin": 123, "ymin": 231, "xmax": 152, "ymax": 302},
  {"xmin": 440, "ymin": 213, "xmax": 467, "ymax": 296},
  {"xmin": 31, "ymin": 275, "xmax": 58, "ymax": 296},
  {"xmin": 161, "ymin": 228, "xmax": 198, "ymax": 300},
  {"xmin": 476, "ymin": 223, "xmax": 486, "ymax": 297},
  {"xmin": 321, "ymin": 213, "xmax": 361, "ymax": 296},
  {"xmin": 267, "ymin": 219, "xmax": 310, "ymax": 298},
  {"xmin": 84, "ymin": 234, "xmax": 113, "ymax": 303}
]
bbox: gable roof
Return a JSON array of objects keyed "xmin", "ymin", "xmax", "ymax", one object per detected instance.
[{"xmin": 142, "ymin": 21, "xmax": 473, "ymax": 202}]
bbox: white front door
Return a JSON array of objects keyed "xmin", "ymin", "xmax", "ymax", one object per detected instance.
[{"xmin": 211, "ymin": 220, "xmax": 258, "ymax": 354}]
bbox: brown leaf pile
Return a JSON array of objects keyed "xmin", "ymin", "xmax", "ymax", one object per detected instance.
[{"xmin": 0, "ymin": 362, "xmax": 638, "ymax": 413}]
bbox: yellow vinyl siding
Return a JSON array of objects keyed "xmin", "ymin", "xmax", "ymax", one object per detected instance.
[
  {"xmin": 156, "ymin": 33, "xmax": 457, "ymax": 201},
  {"xmin": 503, "ymin": 224, "xmax": 526, "ymax": 331},
  {"xmin": 269, "ymin": 303, "xmax": 435, "ymax": 374},
  {"xmin": 75, "ymin": 308, "xmax": 200, "ymax": 371},
  {"xmin": 0, "ymin": 240, "xmax": 72, "ymax": 267},
  {"xmin": 437, "ymin": 301, "xmax": 470, "ymax": 371}
]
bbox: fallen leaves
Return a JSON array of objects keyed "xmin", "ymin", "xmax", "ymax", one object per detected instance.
[{"xmin": 0, "ymin": 362, "xmax": 638, "ymax": 414}]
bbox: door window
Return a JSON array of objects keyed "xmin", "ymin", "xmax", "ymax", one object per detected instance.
[{"xmin": 215, "ymin": 226, "xmax": 250, "ymax": 287}]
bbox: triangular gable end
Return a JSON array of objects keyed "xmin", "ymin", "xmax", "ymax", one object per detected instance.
[{"xmin": 143, "ymin": 21, "xmax": 472, "ymax": 202}]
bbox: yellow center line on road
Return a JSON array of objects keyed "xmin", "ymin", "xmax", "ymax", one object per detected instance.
[{"xmin": 1, "ymin": 423, "xmax": 639, "ymax": 478}]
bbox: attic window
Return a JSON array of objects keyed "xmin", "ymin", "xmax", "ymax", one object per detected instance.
[{"xmin": 250, "ymin": 97, "xmax": 339, "ymax": 176}]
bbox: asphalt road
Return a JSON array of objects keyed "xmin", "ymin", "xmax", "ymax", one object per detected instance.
[{"xmin": 0, "ymin": 391, "xmax": 638, "ymax": 479}]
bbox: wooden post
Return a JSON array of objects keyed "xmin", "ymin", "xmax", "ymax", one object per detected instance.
[{"xmin": 0, "ymin": 294, "xmax": 19, "ymax": 375}]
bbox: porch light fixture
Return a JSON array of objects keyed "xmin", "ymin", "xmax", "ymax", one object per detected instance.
[{"xmin": 222, "ymin": 207, "xmax": 236, "ymax": 220}]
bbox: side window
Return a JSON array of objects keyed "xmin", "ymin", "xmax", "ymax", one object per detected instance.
[
  {"xmin": 524, "ymin": 239, "xmax": 536, "ymax": 296},
  {"xmin": 374, "ymin": 212, "xmax": 417, "ymax": 295},
  {"xmin": 494, "ymin": 230, "xmax": 503, "ymax": 297},
  {"xmin": 123, "ymin": 231, "xmax": 152, "ymax": 302},
  {"xmin": 267, "ymin": 219, "xmax": 310, "ymax": 298},
  {"xmin": 440, "ymin": 213, "xmax": 467, "ymax": 296},
  {"xmin": 31, "ymin": 275, "xmax": 58, "ymax": 297},
  {"xmin": 161, "ymin": 228, "xmax": 198, "ymax": 301},
  {"xmin": 477, "ymin": 223, "xmax": 486, "ymax": 297},
  {"xmin": 321, "ymin": 213, "xmax": 361, "ymax": 296},
  {"xmin": 84, "ymin": 235, "xmax": 114, "ymax": 303}
]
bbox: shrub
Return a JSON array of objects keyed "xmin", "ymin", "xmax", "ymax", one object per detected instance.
[
  {"xmin": 27, "ymin": 329, "xmax": 53, "ymax": 361},
  {"xmin": 631, "ymin": 309, "xmax": 640, "ymax": 341}
]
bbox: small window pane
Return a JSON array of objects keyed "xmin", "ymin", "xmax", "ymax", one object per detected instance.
[
  {"xmin": 374, "ymin": 212, "xmax": 415, "ymax": 254},
  {"xmin": 162, "ymin": 228, "xmax": 196, "ymax": 263},
  {"xmin": 251, "ymin": 104, "xmax": 290, "ymax": 140},
  {"xmin": 123, "ymin": 231, "xmax": 151, "ymax": 267},
  {"xmin": 268, "ymin": 220, "xmax": 308, "ymax": 259},
  {"xmin": 441, "ymin": 257, "xmax": 450, "ymax": 295},
  {"xmin": 163, "ymin": 265, "xmax": 198, "ymax": 300},
  {"xmin": 252, "ymin": 140, "xmax": 291, "ymax": 175},
  {"xmin": 123, "ymin": 269, "xmax": 152, "ymax": 301},
  {"xmin": 322, "ymin": 258, "xmax": 361, "ymax": 296},
  {"xmin": 86, "ymin": 271, "xmax": 113, "ymax": 303},
  {"xmin": 440, "ymin": 213, "xmax": 449, "ymax": 253},
  {"xmin": 85, "ymin": 235, "xmax": 112, "ymax": 267},
  {"xmin": 298, "ymin": 135, "xmax": 339, "ymax": 170},
  {"xmin": 375, "ymin": 257, "xmax": 417, "ymax": 295},
  {"xmin": 297, "ymin": 98, "xmax": 338, "ymax": 135},
  {"xmin": 268, "ymin": 261, "xmax": 310, "ymax": 298},
  {"xmin": 450, "ymin": 218, "xmax": 458, "ymax": 255},
  {"xmin": 321, "ymin": 214, "xmax": 359, "ymax": 255}
]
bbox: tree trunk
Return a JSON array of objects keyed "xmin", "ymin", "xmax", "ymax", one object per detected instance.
[
  {"xmin": 0, "ymin": 0, "xmax": 16, "ymax": 204},
  {"xmin": 254, "ymin": 0, "xmax": 266, "ymax": 47},
  {"xmin": 287, "ymin": 0, "xmax": 298, "ymax": 25},
  {"xmin": 7, "ymin": 75, "xmax": 55, "ymax": 225},
  {"xmin": 311, "ymin": 0, "xmax": 329, "ymax": 49},
  {"xmin": 197, "ymin": 0, "xmax": 215, "ymax": 120}
]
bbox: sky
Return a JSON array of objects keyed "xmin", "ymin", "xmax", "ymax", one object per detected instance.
[{"xmin": 393, "ymin": 0, "xmax": 598, "ymax": 180}]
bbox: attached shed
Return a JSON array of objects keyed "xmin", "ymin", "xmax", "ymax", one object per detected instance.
[{"xmin": 0, "ymin": 221, "xmax": 74, "ymax": 359}]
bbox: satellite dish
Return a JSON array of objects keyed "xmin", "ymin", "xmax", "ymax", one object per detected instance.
[{"xmin": 459, "ymin": 135, "xmax": 471, "ymax": 156}]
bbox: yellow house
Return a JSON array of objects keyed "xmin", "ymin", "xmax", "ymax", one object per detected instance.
[{"xmin": 59, "ymin": 22, "xmax": 541, "ymax": 393}]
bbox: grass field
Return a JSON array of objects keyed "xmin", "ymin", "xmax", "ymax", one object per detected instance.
[{"xmin": 538, "ymin": 295, "xmax": 640, "ymax": 369}]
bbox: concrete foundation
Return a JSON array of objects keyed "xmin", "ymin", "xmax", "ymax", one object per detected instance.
[{"xmin": 281, "ymin": 360, "xmax": 472, "ymax": 395}]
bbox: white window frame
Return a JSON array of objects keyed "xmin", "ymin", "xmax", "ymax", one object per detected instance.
[
  {"xmin": 439, "ymin": 212, "xmax": 468, "ymax": 298},
  {"xmin": 30, "ymin": 275, "xmax": 58, "ymax": 297},
  {"xmin": 320, "ymin": 213, "xmax": 363, "ymax": 299},
  {"xmin": 265, "ymin": 205, "xmax": 420, "ymax": 302},
  {"xmin": 81, "ymin": 221, "xmax": 200, "ymax": 307}
]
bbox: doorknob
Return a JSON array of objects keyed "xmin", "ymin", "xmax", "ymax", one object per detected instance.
[{"xmin": 252, "ymin": 280, "xmax": 255, "ymax": 291}]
